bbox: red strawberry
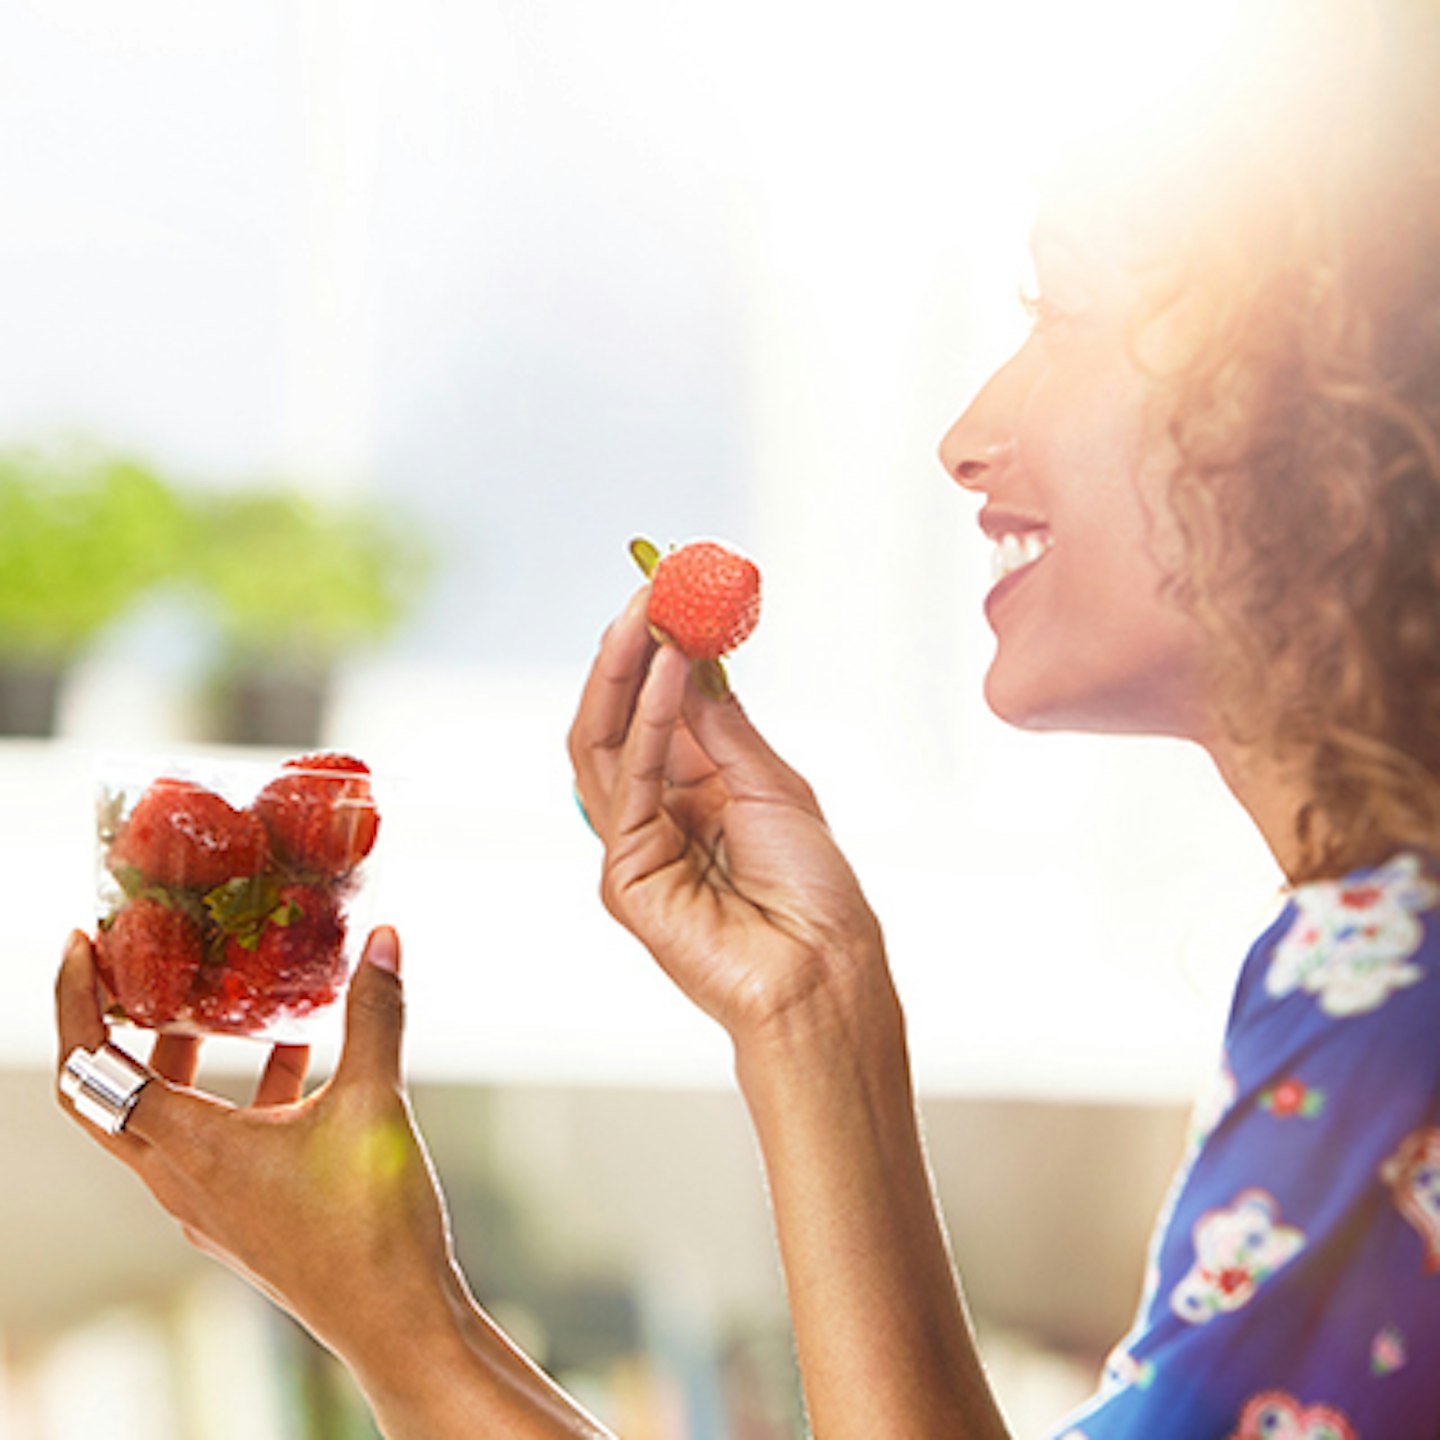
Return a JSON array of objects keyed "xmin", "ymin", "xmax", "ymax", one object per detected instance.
[
  {"xmin": 253, "ymin": 753, "xmax": 379, "ymax": 878},
  {"xmin": 95, "ymin": 896, "xmax": 206, "ymax": 1027},
  {"xmin": 193, "ymin": 882, "xmax": 349, "ymax": 1032},
  {"xmin": 109, "ymin": 777, "xmax": 269, "ymax": 890},
  {"xmin": 636, "ymin": 538, "xmax": 761, "ymax": 661}
]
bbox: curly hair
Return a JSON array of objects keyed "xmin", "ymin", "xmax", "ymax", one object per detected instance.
[{"xmin": 1108, "ymin": 0, "xmax": 1440, "ymax": 880}]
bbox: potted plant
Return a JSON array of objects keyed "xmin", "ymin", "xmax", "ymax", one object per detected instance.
[
  {"xmin": 0, "ymin": 443, "xmax": 189, "ymax": 736},
  {"xmin": 191, "ymin": 487, "xmax": 432, "ymax": 746}
]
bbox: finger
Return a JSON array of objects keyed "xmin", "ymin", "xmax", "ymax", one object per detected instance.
[
  {"xmin": 254, "ymin": 1044, "xmax": 311, "ymax": 1107},
  {"xmin": 334, "ymin": 927, "xmax": 405, "ymax": 1089},
  {"xmin": 55, "ymin": 930, "xmax": 108, "ymax": 1060},
  {"xmin": 150, "ymin": 1033, "xmax": 202, "ymax": 1087},
  {"xmin": 57, "ymin": 1027, "xmax": 217, "ymax": 1158},
  {"xmin": 613, "ymin": 642, "xmax": 691, "ymax": 840},
  {"xmin": 122, "ymin": 1066, "xmax": 229, "ymax": 1149},
  {"xmin": 681, "ymin": 676, "xmax": 821, "ymax": 813},
  {"xmin": 569, "ymin": 590, "xmax": 658, "ymax": 807}
]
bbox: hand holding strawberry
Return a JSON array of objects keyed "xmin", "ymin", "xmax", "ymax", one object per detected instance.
[{"xmin": 569, "ymin": 577, "xmax": 889, "ymax": 1050}]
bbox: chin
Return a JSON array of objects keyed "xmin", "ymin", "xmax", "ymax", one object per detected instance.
[{"xmin": 983, "ymin": 666, "xmax": 1205, "ymax": 741}]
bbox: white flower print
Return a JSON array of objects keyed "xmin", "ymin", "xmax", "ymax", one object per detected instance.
[
  {"xmin": 1265, "ymin": 853, "xmax": 1439, "ymax": 1017},
  {"xmin": 1187, "ymin": 1053, "xmax": 1237, "ymax": 1155},
  {"xmin": 1170, "ymin": 1189, "xmax": 1305, "ymax": 1325}
]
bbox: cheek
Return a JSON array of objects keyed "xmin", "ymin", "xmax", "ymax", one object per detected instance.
[{"xmin": 1021, "ymin": 333, "xmax": 1151, "ymax": 462}]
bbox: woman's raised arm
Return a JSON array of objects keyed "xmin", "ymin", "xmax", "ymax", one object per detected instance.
[{"xmin": 569, "ymin": 593, "xmax": 1012, "ymax": 1439}]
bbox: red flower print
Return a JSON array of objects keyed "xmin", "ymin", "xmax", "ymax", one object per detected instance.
[
  {"xmin": 1339, "ymin": 884, "xmax": 1382, "ymax": 909},
  {"xmin": 1261, "ymin": 1078, "xmax": 1324, "ymax": 1119},
  {"xmin": 1216, "ymin": 1267, "xmax": 1249, "ymax": 1295}
]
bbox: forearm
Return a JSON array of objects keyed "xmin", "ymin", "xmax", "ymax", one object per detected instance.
[{"xmin": 735, "ymin": 959, "xmax": 1011, "ymax": 1440}]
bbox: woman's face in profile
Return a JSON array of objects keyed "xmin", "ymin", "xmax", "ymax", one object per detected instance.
[{"xmin": 938, "ymin": 212, "xmax": 1214, "ymax": 742}]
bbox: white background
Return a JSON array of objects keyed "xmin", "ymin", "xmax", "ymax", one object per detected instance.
[{"xmin": 0, "ymin": 0, "xmax": 1278, "ymax": 1101}]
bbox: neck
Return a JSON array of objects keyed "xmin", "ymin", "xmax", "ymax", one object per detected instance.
[{"xmin": 1203, "ymin": 736, "xmax": 1324, "ymax": 886}]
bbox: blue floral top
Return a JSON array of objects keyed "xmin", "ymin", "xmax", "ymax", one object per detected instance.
[{"xmin": 1050, "ymin": 853, "xmax": 1440, "ymax": 1440}]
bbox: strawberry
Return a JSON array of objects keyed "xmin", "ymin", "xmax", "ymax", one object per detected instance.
[
  {"xmin": 252, "ymin": 753, "xmax": 379, "ymax": 878},
  {"xmin": 95, "ymin": 896, "xmax": 206, "ymax": 1027},
  {"xmin": 633, "ymin": 537, "xmax": 761, "ymax": 661},
  {"xmin": 193, "ymin": 882, "xmax": 349, "ymax": 1031},
  {"xmin": 109, "ymin": 777, "xmax": 269, "ymax": 891}
]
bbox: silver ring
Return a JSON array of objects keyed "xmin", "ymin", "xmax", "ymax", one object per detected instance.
[{"xmin": 59, "ymin": 1045, "xmax": 152, "ymax": 1136}]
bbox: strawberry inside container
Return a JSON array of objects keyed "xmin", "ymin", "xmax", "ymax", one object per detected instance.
[{"xmin": 95, "ymin": 751, "xmax": 381, "ymax": 1043}]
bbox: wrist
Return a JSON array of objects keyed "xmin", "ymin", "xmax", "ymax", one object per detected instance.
[
  {"xmin": 348, "ymin": 1267, "xmax": 612, "ymax": 1439},
  {"xmin": 339, "ymin": 1260, "xmax": 480, "ymax": 1424},
  {"xmin": 731, "ymin": 939, "xmax": 907, "ymax": 1100}
]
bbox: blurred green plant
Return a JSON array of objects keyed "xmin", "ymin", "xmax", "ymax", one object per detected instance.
[
  {"xmin": 0, "ymin": 437, "xmax": 436, "ymax": 740},
  {"xmin": 189, "ymin": 485, "xmax": 435, "ymax": 745},
  {"xmin": 0, "ymin": 443, "xmax": 189, "ymax": 662},
  {"xmin": 191, "ymin": 487, "xmax": 433, "ymax": 668}
]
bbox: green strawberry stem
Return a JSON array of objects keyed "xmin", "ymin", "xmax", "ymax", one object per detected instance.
[
  {"xmin": 629, "ymin": 536, "xmax": 661, "ymax": 578},
  {"xmin": 692, "ymin": 657, "xmax": 729, "ymax": 700}
]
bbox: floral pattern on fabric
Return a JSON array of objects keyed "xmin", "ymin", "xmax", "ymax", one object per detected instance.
[
  {"xmin": 1226, "ymin": 1391, "xmax": 1357, "ymax": 1440},
  {"xmin": 1043, "ymin": 856, "xmax": 1440, "ymax": 1440},
  {"xmin": 1171, "ymin": 1189, "xmax": 1305, "ymax": 1324},
  {"xmin": 1265, "ymin": 853, "xmax": 1440, "ymax": 1016},
  {"xmin": 1258, "ymin": 1077, "xmax": 1325, "ymax": 1118},
  {"xmin": 1370, "ymin": 1326, "xmax": 1407, "ymax": 1377},
  {"xmin": 1101, "ymin": 1348, "xmax": 1155, "ymax": 1393},
  {"xmin": 1380, "ymin": 1128, "xmax": 1440, "ymax": 1274},
  {"xmin": 1189, "ymin": 1054, "xmax": 1238, "ymax": 1152}
]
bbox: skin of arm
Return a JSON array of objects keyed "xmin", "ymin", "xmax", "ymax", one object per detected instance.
[
  {"xmin": 734, "ymin": 965, "xmax": 1012, "ymax": 1440},
  {"xmin": 54, "ymin": 927, "xmax": 614, "ymax": 1440},
  {"xmin": 568, "ymin": 594, "xmax": 1013, "ymax": 1439}
]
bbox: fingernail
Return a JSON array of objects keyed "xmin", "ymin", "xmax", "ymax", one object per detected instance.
[
  {"xmin": 64, "ymin": 930, "xmax": 90, "ymax": 962},
  {"xmin": 367, "ymin": 926, "xmax": 401, "ymax": 975}
]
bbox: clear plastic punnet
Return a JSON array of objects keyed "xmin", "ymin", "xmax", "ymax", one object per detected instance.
[{"xmin": 95, "ymin": 750, "xmax": 381, "ymax": 1044}]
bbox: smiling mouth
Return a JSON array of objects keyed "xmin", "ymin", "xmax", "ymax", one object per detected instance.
[{"xmin": 990, "ymin": 529, "xmax": 1054, "ymax": 584}]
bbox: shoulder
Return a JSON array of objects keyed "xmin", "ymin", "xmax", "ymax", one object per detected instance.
[{"xmin": 1261, "ymin": 852, "xmax": 1440, "ymax": 1019}]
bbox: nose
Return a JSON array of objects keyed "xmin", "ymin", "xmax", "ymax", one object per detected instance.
[{"xmin": 937, "ymin": 346, "xmax": 1030, "ymax": 491}]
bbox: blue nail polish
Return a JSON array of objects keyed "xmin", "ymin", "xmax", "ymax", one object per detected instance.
[{"xmin": 573, "ymin": 781, "xmax": 598, "ymax": 837}]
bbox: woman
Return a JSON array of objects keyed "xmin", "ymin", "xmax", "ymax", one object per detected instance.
[{"xmin": 54, "ymin": 0, "xmax": 1440, "ymax": 1434}]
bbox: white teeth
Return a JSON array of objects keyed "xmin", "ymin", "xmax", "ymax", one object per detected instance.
[{"xmin": 991, "ymin": 530, "xmax": 1053, "ymax": 582}]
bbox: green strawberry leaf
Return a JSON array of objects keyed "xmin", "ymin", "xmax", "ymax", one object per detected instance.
[
  {"xmin": 629, "ymin": 536, "xmax": 661, "ymax": 578},
  {"xmin": 204, "ymin": 874, "xmax": 285, "ymax": 951},
  {"xmin": 155, "ymin": 886, "xmax": 208, "ymax": 926},
  {"xmin": 108, "ymin": 862, "xmax": 147, "ymax": 900},
  {"xmin": 269, "ymin": 897, "xmax": 303, "ymax": 928}
]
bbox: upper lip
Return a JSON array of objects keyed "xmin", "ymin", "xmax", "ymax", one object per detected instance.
[{"xmin": 978, "ymin": 505, "xmax": 1050, "ymax": 542}]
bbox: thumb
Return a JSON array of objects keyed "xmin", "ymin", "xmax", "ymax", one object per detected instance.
[{"xmin": 335, "ymin": 926, "xmax": 405, "ymax": 1087}]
